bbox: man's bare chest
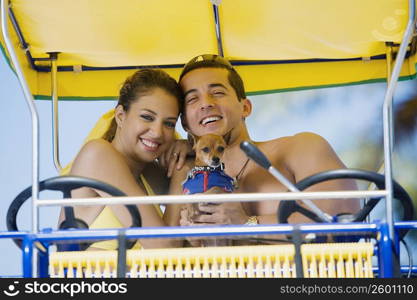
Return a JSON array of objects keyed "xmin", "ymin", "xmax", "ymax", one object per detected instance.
[{"xmin": 236, "ymin": 162, "xmax": 294, "ymax": 193}]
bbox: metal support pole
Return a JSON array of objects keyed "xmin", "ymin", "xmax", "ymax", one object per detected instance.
[
  {"xmin": 50, "ymin": 52, "xmax": 62, "ymax": 173},
  {"xmin": 386, "ymin": 43, "xmax": 394, "ymax": 152},
  {"xmin": 2, "ymin": 0, "xmax": 40, "ymax": 277},
  {"xmin": 1, "ymin": 0, "xmax": 40, "ymax": 233},
  {"xmin": 365, "ymin": 44, "xmax": 394, "ymax": 223},
  {"xmin": 211, "ymin": 2, "xmax": 224, "ymax": 57},
  {"xmin": 36, "ymin": 190, "xmax": 389, "ymax": 207},
  {"xmin": 386, "ymin": 43, "xmax": 393, "ymax": 82},
  {"xmin": 382, "ymin": 0, "xmax": 416, "ymax": 242}
]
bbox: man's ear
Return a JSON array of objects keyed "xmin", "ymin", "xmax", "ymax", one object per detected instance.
[
  {"xmin": 241, "ymin": 98, "xmax": 252, "ymax": 119},
  {"xmin": 180, "ymin": 113, "xmax": 189, "ymax": 131},
  {"xmin": 114, "ymin": 104, "xmax": 126, "ymax": 128},
  {"xmin": 188, "ymin": 133, "xmax": 198, "ymax": 150}
]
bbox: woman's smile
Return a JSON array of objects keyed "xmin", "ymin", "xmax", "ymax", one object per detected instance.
[{"xmin": 140, "ymin": 137, "xmax": 161, "ymax": 152}]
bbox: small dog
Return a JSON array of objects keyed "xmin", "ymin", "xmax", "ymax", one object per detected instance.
[
  {"xmin": 182, "ymin": 134, "xmax": 235, "ymax": 195},
  {"xmin": 181, "ymin": 134, "xmax": 236, "ymax": 247}
]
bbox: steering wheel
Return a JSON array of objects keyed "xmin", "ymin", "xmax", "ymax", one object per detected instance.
[
  {"xmin": 277, "ymin": 169, "xmax": 414, "ymax": 239},
  {"xmin": 7, "ymin": 176, "xmax": 142, "ymax": 249}
]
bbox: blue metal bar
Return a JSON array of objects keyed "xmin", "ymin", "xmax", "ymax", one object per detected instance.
[
  {"xmin": 16, "ymin": 220, "xmax": 417, "ymax": 277},
  {"xmin": 22, "ymin": 235, "xmax": 33, "ymax": 278},
  {"xmin": 32, "ymin": 223, "xmax": 378, "ymax": 244},
  {"xmin": 37, "ymin": 246, "xmax": 49, "ymax": 278},
  {"xmin": 394, "ymin": 221, "xmax": 417, "ymax": 229},
  {"xmin": 378, "ymin": 223, "xmax": 394, "ymax": 278},
  {"xmin": 373, "ymin": 266, "xmax": 417, "ymax": 276},
  {"xmin": 400, "ymin": 266, "xmax": 417, "ymax": 274}
]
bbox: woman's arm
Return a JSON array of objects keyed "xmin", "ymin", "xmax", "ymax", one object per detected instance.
[{"xmin": 65, "ymin": 139, "xmax": 180, "ymax": 248}]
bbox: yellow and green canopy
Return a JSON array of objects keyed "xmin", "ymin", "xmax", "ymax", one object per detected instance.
[{"xmin": 1, "ymin": 0, "xmax": 416, "ymax": 100}]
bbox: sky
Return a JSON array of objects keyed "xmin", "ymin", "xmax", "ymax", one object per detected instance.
[{"xmin": 1, "ymin": 49, "xmax": 417, "ymax": 276}]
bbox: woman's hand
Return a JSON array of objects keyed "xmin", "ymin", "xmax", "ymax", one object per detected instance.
[{"xmin": 159, "ymin": 139, "xmax": 193, "ymax": 177}]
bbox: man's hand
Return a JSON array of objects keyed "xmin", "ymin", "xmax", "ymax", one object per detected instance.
[
  {"xmin": 191, "ymin": 202, "xmax": 249, "ymax": 225},
  {"xmin": 179, "ymin": 205, "xmax": 205, "ymax": 247}
]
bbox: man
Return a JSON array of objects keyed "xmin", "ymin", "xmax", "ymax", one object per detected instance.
[{"xmin": 164, "ymin": 54, "xmax": 359, "ymax": 227}]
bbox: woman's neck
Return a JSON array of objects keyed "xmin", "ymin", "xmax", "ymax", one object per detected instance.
[{"xmin": 111, "ymin": 135, "xmax": 146, "ymax": 178}]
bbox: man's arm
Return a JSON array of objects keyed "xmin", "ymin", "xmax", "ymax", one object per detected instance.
[
  {"xmin": 193, "ymin": 132, "xmax": 359, "ymax": 225},
  {"xmin": 283, "ymin": 132, "xmax": 359, "ymax": 221}
]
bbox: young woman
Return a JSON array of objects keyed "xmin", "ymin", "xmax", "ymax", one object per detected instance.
[{"xmin": 58, "ymin": 69, "xmax": 184, "ymax": 249}]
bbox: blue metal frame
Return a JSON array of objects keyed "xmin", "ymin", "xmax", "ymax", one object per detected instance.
[
  {"xmin": 21, "ymin": 235, "xmax": 33, "ymax": 278},
  {"xmin": 377, "ymin": 223, "xmax": 395, "ymax": 277},
  {"xmin": 1, "ymin": 221, "xmax": 415, "ymax": 278}
]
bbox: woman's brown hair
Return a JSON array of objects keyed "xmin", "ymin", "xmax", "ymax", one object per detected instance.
[{"xmin": 103, "ymin": 69, "xmax": 183, "ymax": 141}]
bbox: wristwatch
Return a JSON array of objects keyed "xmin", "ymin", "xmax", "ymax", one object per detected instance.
[{"xmin": 245, "ymin": 215, "xmax": 259, "ymax": 225}]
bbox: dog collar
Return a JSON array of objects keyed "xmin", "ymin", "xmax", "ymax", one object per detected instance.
[{"xmin": 187, "ymin": 163, "xmax": 225, "ymax": 179}]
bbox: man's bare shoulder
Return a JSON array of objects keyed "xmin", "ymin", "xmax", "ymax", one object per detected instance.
[
  {"xmin": 287, "ymin": 132, "xmax": 334, "ymax": 156},
  {"xmin": 263, "ymin": 131, "xmax": 325, "ymax": 144},
  {"xmin": 291, "ymin": 131, "xmax": 329, "ymax": 144},
  {"xmin": 256, "ymin": 132, "xmax": 336, "ymax": 171},
  {"xmin": 256, "ymin": 135, "xmax": 291, "ymax": 151},
  {"xmin": 250, "ymin": 136, "xmax": 292, "ymax": 168},
  {"xmin": 286, "ymin": 132, "xmax": 347, "ymax": 180},
  {"xmin": 254, "ymin": 132, "xmax": 331, "ymax": 158}
]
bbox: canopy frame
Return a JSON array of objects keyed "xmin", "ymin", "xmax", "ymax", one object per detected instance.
[{"xmin": 382, "ymin": 0, "xmax": 416, "ymax": 244}]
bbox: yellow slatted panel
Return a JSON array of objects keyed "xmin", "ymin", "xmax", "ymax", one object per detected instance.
[
  {"xmin": 49, "ymin": 243, "xmax": 374, "ymax": 278},
  {"xmin": 301, "ymin": 243, "xmax": 374, "ymax": 278}
]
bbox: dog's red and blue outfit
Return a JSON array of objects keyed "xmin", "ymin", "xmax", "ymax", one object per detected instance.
[{"xmin": 182, "ymin": 164, "xmax": 236, "ymax": 195}]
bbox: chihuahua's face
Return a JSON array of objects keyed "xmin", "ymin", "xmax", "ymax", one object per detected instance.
[{"xmin": 194, "ymin": 134, "xmax": 226, "ymax": 168}]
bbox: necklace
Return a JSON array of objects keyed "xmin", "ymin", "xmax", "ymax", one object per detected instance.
[{"xmin": 234, "ymin": 158, "xmax": 250, "ymax": 190}]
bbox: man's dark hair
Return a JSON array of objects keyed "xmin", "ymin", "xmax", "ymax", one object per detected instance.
[{"xmin": 179, "ymin": 55, "xmax": 246, "ymax": 101}]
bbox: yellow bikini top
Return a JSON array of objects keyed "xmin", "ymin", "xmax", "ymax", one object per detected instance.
[{"xmin": 89, "ymin": 174, "xmax": 160, "ymax": 250}]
